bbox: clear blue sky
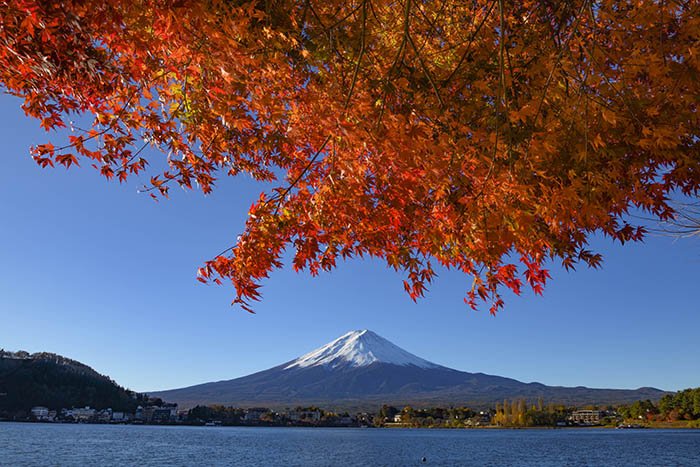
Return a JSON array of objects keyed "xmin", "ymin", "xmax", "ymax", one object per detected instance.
[{"xmin": 1, "ymin": 95, "xmax": 698, "ymax": 394}]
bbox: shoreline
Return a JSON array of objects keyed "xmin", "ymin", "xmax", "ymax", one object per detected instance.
[{"xmin": 2, "ymin": 419, "xmax": 698, "ymax": 430}]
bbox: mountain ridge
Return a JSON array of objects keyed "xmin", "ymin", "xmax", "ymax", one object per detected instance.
[{"xmin": 151, "ymin": 330, "xmax": 668, "ymax": 410}]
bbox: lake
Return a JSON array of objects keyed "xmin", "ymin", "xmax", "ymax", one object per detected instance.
[{"xmin": 1, "ymin": 423, "xmax": 699, "ymax": 466}]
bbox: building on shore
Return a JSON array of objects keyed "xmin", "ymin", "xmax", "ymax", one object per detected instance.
[
  {"xmin": 135, "ymin": 404, "xmax": 178, "ymax": 423},
  {"xmin": 111, "ymin": 411, "xmax": 128, "ymax": 422},
  {"xmin": 287, "ymin": 409, "xmax": 322, "ymax": 423},
  {"xmin": 30, "ymin": 406, "xmax": 53, "ymax": 421},
  {"xmin": 244, "ymin": 408, "xmax": 269, "ymax": 422},
  {"xmin": 62, "ymin": 406, "xmax": 97, "ymax": 422},
  {"xmin": 569, "ymin": 410, "xmax": 603, "ymax": 425}
]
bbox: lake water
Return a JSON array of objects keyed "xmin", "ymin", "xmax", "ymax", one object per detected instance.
[{"xmin": 1, "ymin": 423, "xmax": 699, "ymax": 466}]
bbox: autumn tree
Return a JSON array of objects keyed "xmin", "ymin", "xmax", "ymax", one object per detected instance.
[{"xmin": 1, "ymin": 1, "xmax": 698, "ymax": 313}]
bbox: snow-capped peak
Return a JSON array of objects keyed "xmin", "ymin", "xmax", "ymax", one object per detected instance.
[{"xmin": 284, "ymin": 330, "xmax": 440, "ymax": 370}]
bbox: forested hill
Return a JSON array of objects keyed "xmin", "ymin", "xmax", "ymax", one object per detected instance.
[{"xmin": 0, "ymin": 350, "xmax": 147, "ymax": 416}]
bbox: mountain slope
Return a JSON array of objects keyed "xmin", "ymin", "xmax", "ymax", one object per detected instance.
[
  {"xmin": 0, "ymin": 350, "xmax": 146, "ymax": 415},
  {"xmin": 151, "ymin": 330, "xmax": 668, "ymax": 409}
]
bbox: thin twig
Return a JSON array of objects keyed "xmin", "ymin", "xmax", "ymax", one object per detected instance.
[
  {"xmin": 443, "ymin": 0, "xmax": 497, "ymax": 86},
  {"xmin": 272, "ymin": 134, "xmax": 333, "ymax": 215},
  {"xmin": 407, "ymin": 32, "xmax": 443, "ymax": 107},
  {"xmin": 376, "ymin": 0, "xmax": 412, "ymax": 128},
  {"xmin": 533, "ymin": 0, "xmax": 590, "ymax": 123},
  {"xmin": 344, "ymin": 0, "xmax": 368, "ymax": 110}
]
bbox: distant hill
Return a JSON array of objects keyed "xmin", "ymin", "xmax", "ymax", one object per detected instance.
[
  {"xmin": 0, "ymin": 350, "xmax": 146, "ymax": 417},
  {"xmin": 151, "ymin": 330, "xmax": 669, "ymax": 410}
]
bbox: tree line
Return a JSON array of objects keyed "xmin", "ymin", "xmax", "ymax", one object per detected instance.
[{"xmin": 618, "ymin": 388, "xmax": 700, "ymax": 424}]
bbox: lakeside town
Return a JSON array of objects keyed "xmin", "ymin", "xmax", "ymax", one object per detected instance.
[
  {"xmin": 3, "ymin": 350, "xmax": 699, "ymax": 430},
  {"xmin": 8, "ymin": 402, "xmax": 666, "ymax": 429}
]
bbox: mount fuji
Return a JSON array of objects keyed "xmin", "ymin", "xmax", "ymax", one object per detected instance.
[{"xmin": 151, "ymin": 330, "xmax": 666, "ymax": 409}]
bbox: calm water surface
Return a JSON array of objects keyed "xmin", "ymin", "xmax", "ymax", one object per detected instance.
[{"xmin": 1, "ymin": 423, "xmax": 699, "ymax": 466}]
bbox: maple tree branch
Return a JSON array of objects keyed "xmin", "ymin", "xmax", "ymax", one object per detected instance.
[
  {"xmin": 411, "ymin": 0, "xmax": 449, "ymax": 57},
  {"xmin": 211, "ymin": 245, "xmax": 236, "ymax": 260},
  {"xmin": 396, "ymin": 0, "xmax": 413, "ymax": 74},
  {"xmin": 533, "ymin": 0, "xmax": 590, "ymax": 123},
  {"xmin": 497, "ymin": 0, "xmax": 513, "ymax": 156},
  {"xmin": 303, "ymin": 0, "xmax": 366, "ymax": 34},
  {"xmin": 376, "ymin": 0, "xmax": 412, "ymax": 127},
  {"xmin": 122, "ymin": 140, "xmax": 150, "ymax": 167},
  {"xmin": 413, "ymin": 0, "xmax": 451, "ymax": 51},
  {"xmin": 580, "ymin": 42, "xmax": 645, "ymax": 128},
  {"xmin": 344, "ymin": 0, "xmax": 367, "ymax": 110},
  {"xmin": 406, "ymin": 31, "xmax": 443, "ymax": 107},
  {"xmin": 53, "ymin": 59, "xmax": 185, "ymax": 159},
  {"xmin": 443, "ymin": 0, "xmax": 497, "ymax": 86},
  {"xmin": 137, "ymin": 174, "xmax": 176, "ymax": 194},
  {"xmin": 52, "ymin": 91, "xmax": 139, "ymax": 154},
  {"xmin": 473, "ymin": 0, "xmax": 507, "ymax": 203},
  {"xmin": 271, "ymin": 134, "xmax": 333, "ymax": 214},
  {"xmin": 326, "ymin": 1, "xmax": 365, "ymax": 31},
  {"xmin": 305, "ymin": 2, "xmax": 341, "ymax": 64}
]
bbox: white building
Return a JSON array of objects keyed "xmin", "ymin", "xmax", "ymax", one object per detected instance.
[
  {"xmin": 111, "ymin": 411, "xmax": 127, "ymax": 422},
  {"xmin": 570, "ymin": 410, "xmax": 603, "ymax": 425},
  {"xmin": 30, "ymin": 406, "xmax": 51, "ymax": 421},
  {"xmin": 67, "ymin": 406, "xmax": 96, "ymax": 421}
]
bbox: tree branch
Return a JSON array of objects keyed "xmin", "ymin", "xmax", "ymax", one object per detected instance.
[
  {"xmin": 272, "ymin": 134, "xmax": 333, "ymax": 214},
  {"xmin": 344, "ymin": 0, "xmax": 368, "ymax": 110}
]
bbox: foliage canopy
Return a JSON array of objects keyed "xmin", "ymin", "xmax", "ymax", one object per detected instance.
[{"xmin": 1, "ymin": 1, "xmax": 698, "ymax": 312}]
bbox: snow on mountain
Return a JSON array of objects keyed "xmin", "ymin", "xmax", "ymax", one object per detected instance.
[
  {"xmin": 285, "ymin": 329, "xmax": 440, "ymax": 370},
  {"xmin": 151, "ymin": 329, "xmax": 669, "ymax": 409}
]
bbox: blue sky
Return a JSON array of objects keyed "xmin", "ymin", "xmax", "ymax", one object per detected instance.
[{"xmin": 1, "ymin": 94, "xmax": 699, "ymax": 395}]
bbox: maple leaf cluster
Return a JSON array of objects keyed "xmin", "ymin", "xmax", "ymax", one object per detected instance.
[{"xmin": 1, "ymin": 0, "xmax": 698, "ymax": 313}]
